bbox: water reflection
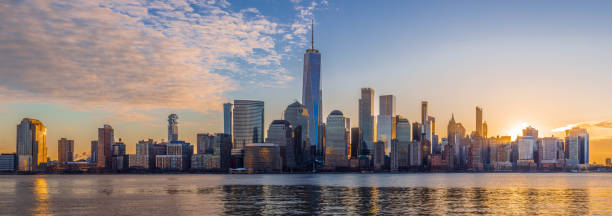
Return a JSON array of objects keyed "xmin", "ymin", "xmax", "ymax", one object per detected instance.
[
  {"xmin": 33, "ymin": 177, "xmax": 51, "ymax": 215},
  {"xmin": 0, "ymin": 174, "xmax": 611, "ymax": 215},
  {"xmin": 216, "ymin": 185, "xmax": 603, "ymax": 215}
]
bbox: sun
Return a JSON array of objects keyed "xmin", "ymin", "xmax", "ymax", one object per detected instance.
[{"xmin": 504, "ymin": 122, "xmax": 530, "ymax": 141}]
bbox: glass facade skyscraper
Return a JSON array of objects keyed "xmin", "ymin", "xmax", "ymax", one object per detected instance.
[
  {"xmin": 359, "ymin": 88, "xmax": 375, "ymax": 155},
  {"xmin": 324, "ymin": 110, "xmax": 349, "ymax": 169},
  {"xmin": 302, "ymin": 34, "xmax": 322, "ymax": 159},
  {"xmin": 16, "ymin": 118, "xmax": 47, "ymax": 172},
  {"xmin": 232, "ymin": 100, "xmax": 265, "ymax": 153},
  {"xmin": 284, "ymin": 101, "xmax": 310, "ymax": 168},
  {"xmin": 223, "ymin": 103, "xmax": 232, "ymax": 135},
  {"xmin": 377, "ymin": 95, "xmax": 396, "ymax": 154}
]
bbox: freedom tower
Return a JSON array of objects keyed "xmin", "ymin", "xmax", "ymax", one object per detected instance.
[{"xmin": 302, "ymin": 21, "xmax": 322, "ymax": 163}]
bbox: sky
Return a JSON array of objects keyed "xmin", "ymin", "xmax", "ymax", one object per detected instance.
[{"xmin": 1, "ymin": 0, "xmax": 612, "ymax": 163}]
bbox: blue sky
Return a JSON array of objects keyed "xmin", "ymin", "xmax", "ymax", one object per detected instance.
[{"xmin": 1, "ymin": 0, "xmax": 612, "ymax": 162}]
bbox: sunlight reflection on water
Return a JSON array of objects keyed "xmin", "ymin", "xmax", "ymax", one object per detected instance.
[{"xmin": 0, "ymin": 173, "xmax": 611, "ymax": 215}]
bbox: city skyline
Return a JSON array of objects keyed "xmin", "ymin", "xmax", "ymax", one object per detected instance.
[{"xmin": 1, "ymin": 0, "xmax": 612, "ymax": 164}]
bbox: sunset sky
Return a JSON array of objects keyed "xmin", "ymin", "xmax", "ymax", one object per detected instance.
[{"xmin": 1, "ymin": 0, "xmax": 611, "ymax": 163}]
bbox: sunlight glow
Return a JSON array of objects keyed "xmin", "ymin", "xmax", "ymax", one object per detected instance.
[{"xmin": 504, "ymin": 122, "xmax": 530, "ymax": 141}]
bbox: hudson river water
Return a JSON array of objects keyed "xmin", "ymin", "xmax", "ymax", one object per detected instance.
[{"xmin": 1, "ymin": 173, "xmax": 611, "ymax": 215}]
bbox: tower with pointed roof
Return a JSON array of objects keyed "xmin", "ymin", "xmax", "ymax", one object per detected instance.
[{"xmin": 302, "ymin": 19, "xmax": 322, "ymax": 164}]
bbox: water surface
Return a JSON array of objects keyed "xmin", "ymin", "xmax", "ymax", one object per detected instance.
[{"xmin": 1, "ymin": 173, "xmax": 611, "ymax": 215}]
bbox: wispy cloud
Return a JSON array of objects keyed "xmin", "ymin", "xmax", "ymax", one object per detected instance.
[
  {"xmin": 552, "ymin": 119, "xmax": 612, "ymax": 132},
  {"xmin": 284, "ymin": 0, "xmax": 324, "ymax": 53},
  {"xmin": 0, "ymin": 0, "xmax": 321, "ymax": 113}
]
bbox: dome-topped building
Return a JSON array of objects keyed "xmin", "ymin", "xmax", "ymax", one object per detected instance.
[{"xmin": 329, "ymin": 110, "xmax": 343, "ymax": 116}]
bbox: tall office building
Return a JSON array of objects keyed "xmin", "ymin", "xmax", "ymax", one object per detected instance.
[
  {"xmin": 373, "ymin": 141, "xmax": 385, "ymax": 170},
  {"xmin": 350, "ymin": 128, "xmax": 362, "ymax": 159},
  {"xmin": 16, "ymin": 118, "xmax": 47, "ymax": 171},
  {"xmin": 483, "ymin": 121, "xmax": 488, "ymax": 138},
  {"xmin": 391, "ymin": 116, "xmax": 411, "ymax": 171},
  {"xmin": 324, "ymin": 110, "xmax": 350, "ymax": 169},
  {"xmin": 284, "ymin": 101, "xmax": 310, "ymax": 168},
  {"xmin": 565, "ymin": 127, "xmax": 589, "ymax": 165},
  {"xmin": 412, "ymin": 122, "xmax": 422, "ymax": 142},
  {"xmin": 196, "ymin": 133, "xmax": 214, "ymax": 154},
  {"xmin": 522, "ymin": 126, "xmax": 539, "ymax": 138},
  {"xmin": 447, "ymin": 115, "xmax": 467, "ymax": 168},
  {"xmin": 476, "ymin": 106, "xmax": 483, "ymax": 136},
  {"xmin": 302, "ymin": 22, "xmax": 322, "ymax": 158},
  {"xmin": 469, "ymin": 133, "xmax": 485, "ymax": 170},
  {"xmin": 111, "ymin": 139, "xmax": 127, "ymax": 171},
  {"xmin": 58, "ymin": 138, "xmax": 74, "ymax": 164},
  {"xmin": 266, "ymin": 120, "xmax": 295, "ymax": 170},
  {"xmin": 539, "ymin": 137, "xmax": 562, "ymax": 165},
  {"xmin": 90, "ymin": 140, "xmax": 98, "ymax": 164},
  {"xmin": 97, "ymin": 124, "xmax": 114, "ymax": 168},
  {"xmin": 421, "ymin": 101, "xmax": 428, "ymax": 129},
  {"xmin": 213, "ymin": 133, "xmax": 232, "ymax": 169},
  {"xmin": 232, "ymin": 100, "xmax": 264, "ymax": 167},
  {"xmin": 421, "ymin": 102, "xmax": 432, "ymax": 160},
  {"xmin": 223, "ymin": 103, "xmax": 233, "ymax": 135},
  {"xmin": 517, "ymin": 136, "xmax": 535, "ymax": 161},
  {"xmin": 428, "ymin": 116, "xmax": 436, "ymax": 135},
  {"xmin": 168, "ymin": 114, "xmax": 179, "ymax": 142},
  {"xmin": 359, "ymin": 88, "xmax": 375, "ymax": 155},
  {"xmin": 377, "ymin": 95, "xmax": 396, "ymax": 155}
]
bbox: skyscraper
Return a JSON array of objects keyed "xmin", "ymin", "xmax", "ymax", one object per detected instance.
[
  {"xmin": 421, "ymin": 101, "xmax": 428, "ymax": 129},
  {"xmin": 284, "ymin": 101, "xmax": 310, "ymax": 169},
  {"xmin": 97, "ymin": 124, "xmax": 114, "ymax": 168},
  {"xmin": 168, "ymin": 114, "xmax": 179, "ymax": 142},
  {"xmin": 483, "ymin": 121, "xmax": 488, "ymax": 138},
  {"xmin": 196, "ymin": 133, "xmax": 214, "ymax": 154},
  {"xmin": 565, "ymin": 127, "xmax": 589, "ymax": 165},
  {"xmin": 476, "ymin": 106, "xmax": 483, "ymax": 136},
  {"xmin": 90, "ymin": 140, "xmax": 98, "ymax": 164},
  {"xmin": 359, "ymin": 88, "xmax": 375, "ymax": 155},
  {"xmin": 232, "ymin": 100, "xmax": 264, "ymax": 167},
  {"xmin": 223, "ymin": 103, "xmax": 233, "ymax": 136},
  {"xmin": 518, "ymin": 136, "xmax": 535, "ymax": 161},
  {"xmin": 377, "ymin": 95, "xmax": 396, "ymax": 155},
  {"xmin": 522, "ymin": 126, "xmax": 539, "ymax": 138},
  {"xmin": 266, "ymin": 120, "xmax": 295, "ymax": 170},
  {"xmin": 350, "ymin": 128, "xmax": 361, "ymax": 159},
  {"xmin": 111, "ymin": 138, "xmax": 127, "ymax": 171},
  {"xmin": 16, "ymin": 118, "xmax": 47, "ymax": 172},
  {"xmin": 213, "ymin": 133, "xmax": 232, "ymax": 170},
  {"xmin": 58, "ymin": 138, "xmax": 74, "ymax": 164},
  {"xmin": 391, "ymin": 116, "xmax": 411, "ymax": 171},
  {"xmin": 324, "ymin": 110, "xmax": 350, "ymax": 169},
  {"xmin": 302, "ymin": 21, "xmax": 322, "ymax": 160}
]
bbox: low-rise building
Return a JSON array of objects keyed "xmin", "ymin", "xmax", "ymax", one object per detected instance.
[
  {"xmin": 129, "ymin": 139, "xmax": 167, "ymax": 170},
  {"xmin": 155, "ymin": 141, "xmax": 193, "ymax": 171},
  {"xmin": 0, "ymin": 154, "xmax": 17, "ymax": 172},
  {"xmin": 191, "ymin": 154, "xmax": 221, "ymax": 171},
  {"xmin": 244, "ymin": 143, "xmax": 281, "ymax": 173}
]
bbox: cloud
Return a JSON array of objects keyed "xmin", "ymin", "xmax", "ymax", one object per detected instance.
[
  {"xmin": 108, "ymin": 112, "xmax": 158, "ymax": 123},
  {"xmin": 283, "ymin": 0, "xmax": 326, "ymax": 52},
  {"xmin": 0, "ymin": 0, "xmax": 309, "ymax": 113},
  {"xmin": 552, "ymin": 119, "xmax": 612, "ymax": 132}
]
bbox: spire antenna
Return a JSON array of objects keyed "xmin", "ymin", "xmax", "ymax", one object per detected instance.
[{"xmin": 311, "ymin": 19, "xmax": 314, "ymax": 50}]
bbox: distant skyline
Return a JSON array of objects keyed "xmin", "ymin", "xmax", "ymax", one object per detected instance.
[{"xmin": 1, "ymin": 0, "xmax": 612, "ymax": 163}]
